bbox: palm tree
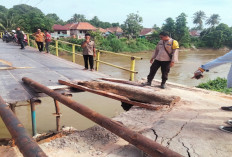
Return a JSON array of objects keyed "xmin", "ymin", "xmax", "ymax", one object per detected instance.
[
  {"xmin": 0, "ymin": 12, "xmax": 16, "ymax": 31},
  {"xmin": 193, "ymin": 11, "xmax": 206, "ymax": 30},
  {"xmin": 206, "ymin": 14, "xmax": 221, "ymax": 27}
]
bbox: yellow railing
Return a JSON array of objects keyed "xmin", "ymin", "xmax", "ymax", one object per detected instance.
[
  {"xmin": 1, "ymin": 32, "xmax": 143, "ymax": 81},
  {"xmin": 53, "ymin": 40, "xmax": 142, "ymax": 81}
]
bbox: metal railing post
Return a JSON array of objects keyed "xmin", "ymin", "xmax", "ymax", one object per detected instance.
[
  {"xmin": 130, "ymin": 57, "xmax": 136, "ymax": 81},
  {"xmin": 53, "ymin": 99, "xmax": 61, "ymax": 131},
  {"xmin": 95, "ymin": 50, "xmax": 100, "ymax": 71},
  {"xmin": 30, "ymin": 98, "xmax": 41, "ymax": 136},
  {"xmin": 55, "ymin": 40, "xmax": 59, "ymax": 56},
  {"xmin": 27, "ymin": 34, "xmax": 30, "ymax": 46},
  {"xmin": 72, "ymin": 44, "xmax": 75, "ymax": 63},
  {"xmin": 0, "ymin": 32, "xmax": 2, "ymax": 38},
  {"xmin": 0, "ymin": 96, "xmax": 47, "ymax": 157}
]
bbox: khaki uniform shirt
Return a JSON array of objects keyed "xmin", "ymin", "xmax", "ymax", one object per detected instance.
[
  {"xmin": 151, "ymin": 39, "xmax": 179, "ymax": 62},
  {"xmin": 82, "ymin": 41, "xmax": 95, "ymax": 55}
]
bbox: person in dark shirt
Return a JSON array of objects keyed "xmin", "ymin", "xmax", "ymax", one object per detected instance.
[{"xmin": 16, "ymin": 27, "xmax": 25, "ymax": 49}]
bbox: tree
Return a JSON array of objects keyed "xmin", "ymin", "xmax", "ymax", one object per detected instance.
[
  {"xmin": 175, "ymin": 13, "xmax": 190, "ymax": 47},
  {"xmin": 162, "ymin": 17, "xmax": 175, "ymax": 37},
  {"xmin": 121, "ymin": 13, "xmax": 143, "ymax": 38},
  {"xmin": 201, "ymin": 23, "xmax": 232, "ymax": 48},
  {"xmin": 46, "ymin": 13, "xmax": 64, "ymax": 25},
  {"xmin": 206, "ymin": 14, "xmax": 220, "ymax": 27},
  {"xmin": 67, "ymin": 14, "xmax": 86, "ymax": 23},
  {"xmin": 112, "ymin": 22, "xmax": 120, "ymax": 27},
  {"xmin": 152, "ymin": 24, "xmax": 161, "ymax": 32},
  {"xmin": 193, "ymin": 10, "xmax": 206, "ymax": 30},
  {"xmin": 6, "ymin": 4, "xmax": 53, "ymax": 32},
  {"xmin": 89, "ymin": 16, "xmax": 101, "ymax": 27},
  {"xmin": 0, "ymin": 8, "xmax": 16, "ymax": 31}
]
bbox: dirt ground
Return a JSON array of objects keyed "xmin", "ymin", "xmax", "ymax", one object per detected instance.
[{"xmin": 1, "ymin": 80, "xmax": 232, "ymax": 157}]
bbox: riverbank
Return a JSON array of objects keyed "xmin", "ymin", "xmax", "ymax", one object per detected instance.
[{"xmin": 1, "ymin": 79, "xmax": 232, "ymax": 157}]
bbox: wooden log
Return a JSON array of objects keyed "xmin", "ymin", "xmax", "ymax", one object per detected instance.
[
  {"xmin": 100, "ymin": 78, "xmax": 144, "ymax": 87},
  {"xmin": 58, "ymin": 80, "xmax": 162, "ymax": 110},
  {"xmin": 78, "ymin": 80, "xmax": 180, "ymax": 106}
]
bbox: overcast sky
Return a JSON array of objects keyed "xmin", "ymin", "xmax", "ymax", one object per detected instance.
[{"xmin": 1, "ymin": 0, "xmax": 232, "ymax": 28}]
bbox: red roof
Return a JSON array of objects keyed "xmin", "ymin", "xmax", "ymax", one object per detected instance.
[
  {"xmin": 96, "ymin": 27, "xmax": 107, "ymax": 33},
  {"xmin": 140, "ymin": 28, "xmax": 154, "ymax": 36},
  {"xmin": 63, "ymin": 23, "xmax": 75, "ymax": 29},
  {"xmin": 53, "ymin": 24, "xmax": 68, "ymax": 31},
  {"xmin": 70, "ymin": 22, "xmax": 96, "ymax": 30},
  {"xmin": 106, "ymin": 27, "xmax": 123, "ymax": 33}
]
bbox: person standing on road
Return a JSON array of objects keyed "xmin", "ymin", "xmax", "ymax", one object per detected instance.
[
  {"xmin": 33, "ymin": 29, "xmax": 45, "ymax": 52},
  {"xmin": 142, "ymin": 31, "xmax": 179, "ymax": 89},
  {"xmin": 81, "ymin": 33, "xmax": 96, "ymax": 71},
  {"xmin": 16, "ymin": 27, "xmax": 25, "ymax": 49},
  {"xmin": 44, "ymin": 29, "xmax": 52, "ymax": 53},
  {"xmin": 193, "ymin": 50, "xmax": 232, "ymax": 133}
]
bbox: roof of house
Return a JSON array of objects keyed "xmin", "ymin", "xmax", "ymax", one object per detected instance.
[
  {"xmin": 70, "ymin": 22, "xmax": 96, "ymax": 30},
  {"xmin": 96, "ymin": 27, "xmax": 107, "ymax": 33},
  {"xmin": 106, "ymin": 27, "xmax": 123, "ymax": 33},
  {"xmin": 63, "ymin": 23, "xmax": 75, "ymax": 29},
  {"xmin": 140, "ymin": 28, "xmax": 155, "ymax": 36},
  {"xmin": 53, "ymin": 24, "xmax": 68, "ymax": 31}
]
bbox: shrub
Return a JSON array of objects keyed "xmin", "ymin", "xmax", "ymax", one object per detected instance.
[{"xmin": 196, "ymin": 77, "xmax": 232, "ymax": 94}]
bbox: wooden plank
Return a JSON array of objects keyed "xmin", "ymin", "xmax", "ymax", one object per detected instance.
[{"xmin": 59, "ymin": 80, "xmax": 163, "ymax": 110}]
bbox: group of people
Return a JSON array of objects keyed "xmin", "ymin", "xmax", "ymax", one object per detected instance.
[
  {"xmin": 16, "ymin": 27, "xmax": 52, "ymax": 53},
  {"xmin": 33, "ymin": 29, "xmax": 52, "ymax": 53}
]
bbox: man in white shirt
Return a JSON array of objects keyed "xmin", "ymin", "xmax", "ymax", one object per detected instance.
[{"xmin": 193, "ymin": 50, "xmax": 232, "ymax": 133}]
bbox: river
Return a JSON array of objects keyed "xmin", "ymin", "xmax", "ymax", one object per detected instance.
[{"xmin": 0, "ymin": 49, "xmax": 230, "ymax": 138}]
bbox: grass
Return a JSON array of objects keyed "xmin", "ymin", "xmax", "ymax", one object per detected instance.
[{"xmin": 196, "ymin": 77, "xmax": 232, "ymax": 94}]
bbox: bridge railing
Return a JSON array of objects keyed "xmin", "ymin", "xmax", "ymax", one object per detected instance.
[
  {"xmin": 50, "ymin": 40, "xmax": 143, "ymax": 81},
  {"xmin": 0, "ymin": 32, "xmax": 143, "ymax": 81}
]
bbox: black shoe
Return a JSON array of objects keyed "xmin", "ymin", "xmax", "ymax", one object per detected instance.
[
  {"xmin": 221, "ymin": 106, "xmax": 232, "ymax": 111},
  {"xmin": 161, "ymin": 83, "xmax": 166, "ymax": 89},
  {"xmin": 142, "ymin": 82, "xmax": 151, "ymax": 86},
  {"xmin": 219, "ymin": 126, "xmax": 232, "ymax": 133},
  {"xmin": 227, "ymin": 120, "xmax": 232, "ymax": 126}
]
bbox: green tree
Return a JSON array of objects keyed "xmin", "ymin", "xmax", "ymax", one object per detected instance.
[
  {"xmin": 67, "ymin": 14, "xmax": 86, "ymax": 23},
  {"xmin": 121, "ymin": 13, "xmax": 143, "ymax": 38},
  {"xmin": 162, "ymin": 17, "xmax": 175, "ymax": 37},
  {"xmin": 112, "ymin": 22, "xmax": 120, "ymax": 27},
  {"xmin": 206, "ymin": 14, "xmax": 220, "ymax": 27},
  {"xmin": 7, "ymin": 4, "xmax": 53, "ymax": 32},
  {"xmin": 175, "ymin": 13, "xmax": 190, "ymax": 47},
  {"xmin": 0, "ymin": 8, "xmax": 16, "ymax": 31},
  {"xmin": 201, "ymin": 23, "xmax": 232, "ymax": 48},
  {"xmin": 89, "ymin": 16, "xmax": 101, "ymax": 27},
  {"xmin": 152, "ymin": 24, "xmax": 161, "ymax": 32},
  {"xmin": 193, "ymin": 10, "xmax": 206, "ymax": 30},
  {"xmin": 46, "ymin": 13, "xmax": 64, "ymax": 25}
]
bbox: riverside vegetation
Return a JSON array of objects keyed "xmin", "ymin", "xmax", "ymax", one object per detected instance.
[{"xmin": 197, "ymin": 77, "xmax": 232, "ymax": 94}]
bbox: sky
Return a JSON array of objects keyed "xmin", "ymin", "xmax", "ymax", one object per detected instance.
[{"xmin": 0, "ymin": 0, "xmax": 232, "ymax": 28}]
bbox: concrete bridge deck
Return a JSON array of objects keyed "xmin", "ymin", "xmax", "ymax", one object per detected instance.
[{"xmin": 0, "ymin": 41, "xmax": 105, "ymax": 103}]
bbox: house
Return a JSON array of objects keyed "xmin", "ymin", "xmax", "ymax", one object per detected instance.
[
  {"xmin": 70, "ymin": 22, "xmax": 96, "ymax": 39},
  {"xmin": 52, "ymin": 24, "xmax": 70, "ymax": 38},
  {"xmin": 189, "ymin": 30, "xmax": 201, "ymax": 37},
  {"xmin": 106, "ymin": 27, "xmax": 123, "ymax": 37},
  {"xmin": 52, "ymin": 22, "xmax": 96, "ymax": 39},
  {"xmin": 139, "ymin": 28, "xmax": 155, "ymax": 38}
]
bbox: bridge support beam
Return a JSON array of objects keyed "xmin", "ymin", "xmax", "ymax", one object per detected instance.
[
  {"xmin": 0, "ymin": 96, "xmax": 47, "ymax": 157},
  {"xmin": 22, "ymin": 77, "xmax": 182, "ymax": 157}
]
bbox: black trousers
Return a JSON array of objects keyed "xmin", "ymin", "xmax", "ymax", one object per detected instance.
[
  {"xmin": 18, "ymin": 38, "xmax": 24, "ymax": 49},
  {"xmin": 83, "ymin": 55, "xmax": 94, "ymax": 69},
  {"xmin": 147, "ymin": 60, "xmax": 171, "ymax": 84},
  {"xmin": 36, "ymin": 41, "xmax": 44, "ymax": 52}
]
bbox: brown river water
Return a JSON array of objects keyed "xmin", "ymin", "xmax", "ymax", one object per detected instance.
[{"xmin": 0, "ymin": 49, "xmax": 230, "ymax": 138}]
